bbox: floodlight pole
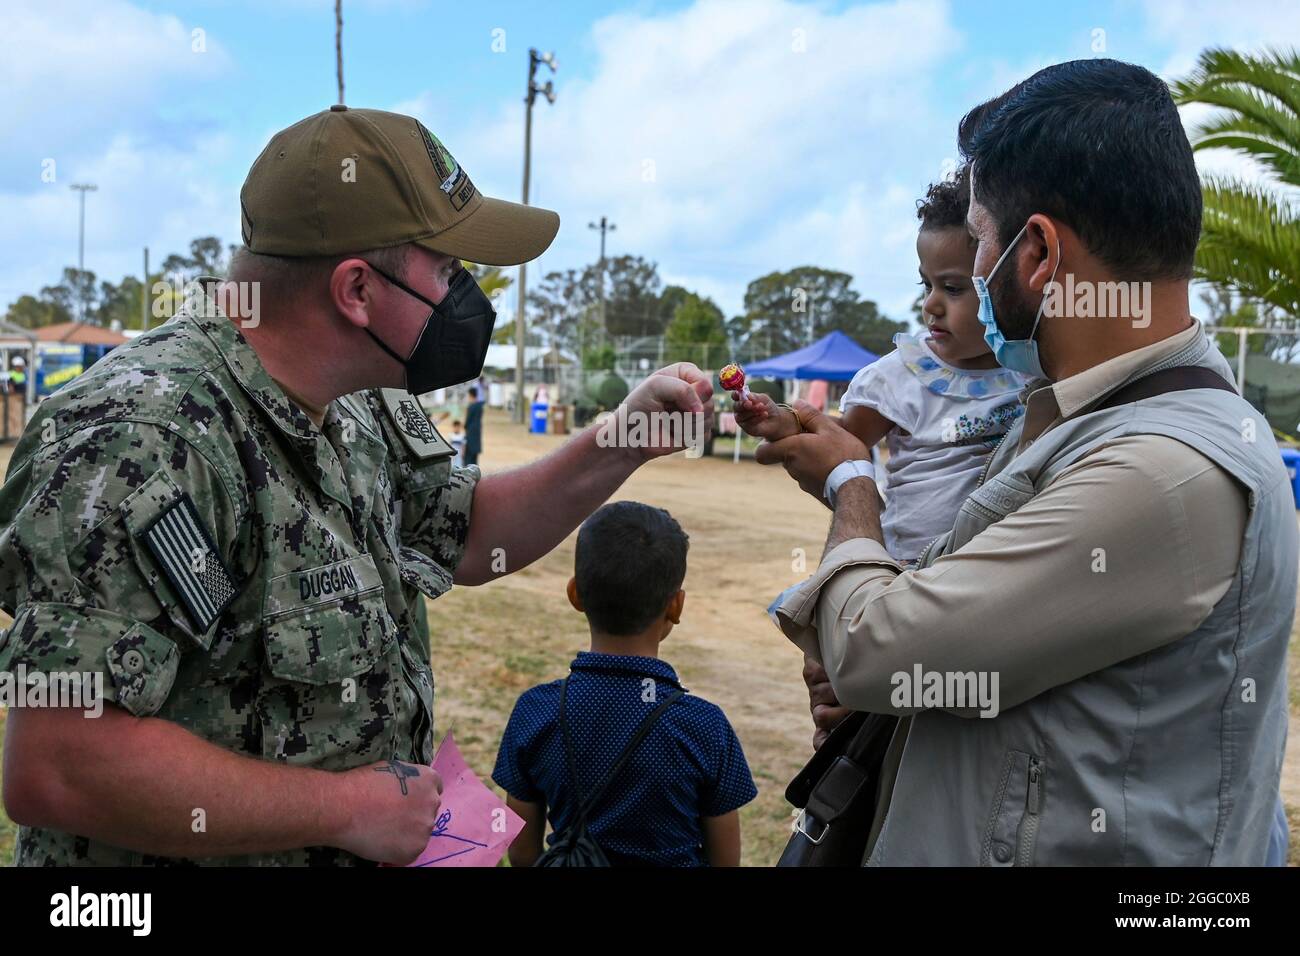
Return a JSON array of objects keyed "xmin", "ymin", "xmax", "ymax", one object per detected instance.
[
  {"xmin": 514, "ymin": 48, "xmax": 556, "ymax": 423},
  {"xmin": 70, "ymin": 183, "xmax": 98, "ymax": 322}
]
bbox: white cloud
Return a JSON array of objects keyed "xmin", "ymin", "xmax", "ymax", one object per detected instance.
[
  {"xmin": 1142, "ymin": 1, "xmax": 1300, "ymax": 193},
  {"xmin": 0, "ymin": 0, "xmax": 230, "ymax": 173},
  {"xmin": 0, "ymin": 0, "xmax": 236, "ymax": 308},
  {"xmin": 408, "ymin": 0, "xmax": 963, "ymax": 320},
  {"xmin": 1143, "ymin": 0, "xmax": 1300, "ymax": 79}
]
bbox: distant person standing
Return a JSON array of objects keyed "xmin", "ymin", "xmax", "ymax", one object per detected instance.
[
  {"xmin": 464, "ymin": 385, "xmax": 484, "ymax": 466},
  {"xmin": 448, "ymin": 420, "xmax": 467, "ymax": 467}
]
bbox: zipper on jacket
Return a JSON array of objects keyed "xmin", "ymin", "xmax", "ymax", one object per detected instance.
[
  {"xmin": 975, "ymin": 434, "xmax": 1007, "ymax": 489},
  {"xmin": 1016, "ymin": 757, "xmax": 1042, "ymax": 866}
]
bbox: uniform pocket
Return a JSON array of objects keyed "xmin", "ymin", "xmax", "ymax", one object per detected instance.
[
  {"xmin": 981, "ymin": 750, "xmax": 1044, "ymax": 867},
  {"xmin": 257, "ymin": 582, "xmax": 401, "ymax": 766},
  {"xmin": 262, "ymin": 585, "xmax": 393, "ymax": 685}
]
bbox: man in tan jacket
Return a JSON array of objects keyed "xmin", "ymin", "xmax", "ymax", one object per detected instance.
[{"xmin": 760, "ymin": 59, "xmax": 1294, "ymax": 865}]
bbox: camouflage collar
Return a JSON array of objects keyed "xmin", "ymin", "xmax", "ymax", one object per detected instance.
[{"xmin": 180, "ymin": 279, "xmax": 321, "ymax": 444}]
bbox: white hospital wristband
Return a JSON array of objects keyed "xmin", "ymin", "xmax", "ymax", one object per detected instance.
[{"xmin": 824, "ymin": 459, "xmax": 875, "ymax": 507}]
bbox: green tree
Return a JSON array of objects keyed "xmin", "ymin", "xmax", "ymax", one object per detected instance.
[
  {"xmin": 525, "ymin": 255, "xmax": 669, "ymax": 357},
  {"xmin": 40, "ymin": 268, "xmax": 100, "ymax": 324},
  {"xmin": 4, "ymin": 294, "xmax": 71, "ymax": 329},
  {"xmin": 95, "ymin": 275, "xmax": 148, "ymax": 331},
  {"xmin": 1201, "ymin": 286, "xmax": 1271, "ymax": 355},
  {"xmin": 465, "ymin": 262, "xmax": 511, "ymax": 300},
  {"xmin": 658, "ymin": 285, "xmax": 692, "ymax": 328},
  {"xmin": 734, "ymin": 266, "xmax": 904, "ymax": 356},
  {"xmin": 161, "ymin": 237, "xmax": 237, "ymax": 280},
  {"xmin": 603, "ymin": 255, "xmax": 669, "ymax": 337},
  {"xmin": 463, "ymin": 262, "xmax": 518, "ymax": 345},
  {"xmin": 664, "ymin": 292, "xmax": 728, "ymax": 369},
  {"xmin": 1171, "ymin": 48, "xmax": 1300, "ymax": 319}
]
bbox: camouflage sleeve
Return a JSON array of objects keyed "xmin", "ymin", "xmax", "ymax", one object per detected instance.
[
  {"xmin": 398, "ymin": 462, "xmax": 480, "ymax": 574},
  {"xmin": 0, "ymin": 421, "xmax": 246, "ymax": 717}
]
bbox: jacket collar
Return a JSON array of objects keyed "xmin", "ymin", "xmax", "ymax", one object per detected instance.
[
  {"xmin": 181, "ymin": 279, "xmax": 320, "ymax": 445},
  {"xmin": 179, "ymin": 280, "xmax": 388, "ymax": 515}
]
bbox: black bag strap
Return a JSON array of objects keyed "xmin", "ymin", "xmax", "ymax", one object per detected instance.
[
  {"xmin": 559, "ymin": 675, "xmax": 685, "ymax": 828},
  {"xmin": 1090, "ymin": 364, "xmax": 1235, "ymax": 414},
  {"xmin": 784, "ymin": 711, "xmax": 866, "ymax": 807},
  {"xmin": 784, "ymin": 711, "xmax": 897, "ymax": 809}
]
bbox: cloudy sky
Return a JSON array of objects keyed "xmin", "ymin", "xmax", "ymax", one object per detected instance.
[{"xmin": 4, "ymin": 0, "xmax": 1298, "ymax": 328}]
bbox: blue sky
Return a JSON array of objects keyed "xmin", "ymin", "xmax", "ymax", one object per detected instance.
[{"xmin": 4, "ymin": 0, "xmax": 1298, "ymax": 328}]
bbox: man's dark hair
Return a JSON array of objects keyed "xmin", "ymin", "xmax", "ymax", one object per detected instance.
[
  {"xmin": 958, "ymin": 59, "xmax": 1201, "ymax": 281},
  {"xmin": 917, "ymin": 165, "xmax": 971, "ymax": 235},
  {"xmin": 575, "ymin": 501, "xmax": 689, "ymax": 635}
]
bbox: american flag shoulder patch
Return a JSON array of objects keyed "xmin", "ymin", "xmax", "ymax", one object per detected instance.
[{"xmin": 140, "ymin": 493, "xmax": 238, "ymax": 633}]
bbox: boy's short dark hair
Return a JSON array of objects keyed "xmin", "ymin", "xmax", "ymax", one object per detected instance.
[
  {"xmin": 958, "ymin": 58, "xmax": 1201, "ymax": 281},
  {"xmin": 469, "ymin": 386, "xmax": 479, "ymax": 397},
  {"xmin": 917, "ymin": 165, "xmax": 971, "ymax": 235},
  {"xmin": 575, "ymin": 501, "xmax": 689, "ymax": 635}
]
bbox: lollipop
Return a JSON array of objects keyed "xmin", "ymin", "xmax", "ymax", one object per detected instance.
[{"xmin": 720, "ymin": 362, "xmax": 752, "ymax": 402}]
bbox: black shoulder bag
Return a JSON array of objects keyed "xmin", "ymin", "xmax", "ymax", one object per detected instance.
[
  {"xmin": 534, "ymin": 676, "xmax": 684, "ymax": 867},
  {"xmin": 777, "ymin": 710, "xmax": 898, "ymax": 866}
]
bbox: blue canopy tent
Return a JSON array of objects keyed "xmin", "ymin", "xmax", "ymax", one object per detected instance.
[
  {"xmin": 745, "ymin": 330, "xmax": 879, "ymax": 381},
  {"xmin": 725, "ymin": 331, "xmax": 882, "ymax": 463}
]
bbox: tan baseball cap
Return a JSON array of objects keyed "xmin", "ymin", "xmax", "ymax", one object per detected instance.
[{"xmin": 240, "ymin": 106, "xmax": 559, "ymax": 266}]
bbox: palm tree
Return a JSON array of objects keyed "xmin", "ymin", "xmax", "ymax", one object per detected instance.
[
  {"xmin": 1171, "ymin": 48, "xmax": 1300, "ymax": 319},
  {"xmin": 465, "ymin": 263, "xmax": 511, "ymax": 301}
]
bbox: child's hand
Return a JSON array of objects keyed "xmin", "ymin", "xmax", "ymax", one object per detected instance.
[{"xmin": 732, "ymin": 391, "xmax": 801, "ymax": 442}]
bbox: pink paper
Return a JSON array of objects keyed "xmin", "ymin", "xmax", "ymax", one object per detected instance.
[{"xmin": 406, "ymin": 732, "xmax": 525, "ymax": 867}]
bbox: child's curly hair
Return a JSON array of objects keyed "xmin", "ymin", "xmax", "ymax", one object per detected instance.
[{"xmin": 916, "ymin": 165, "xmax": 972, "ymax": 235}]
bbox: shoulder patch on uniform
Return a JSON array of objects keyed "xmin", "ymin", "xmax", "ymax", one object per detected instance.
[
  {"xmin": 140, "ymin": 493, "xmax": 238, "ymax": 633},
  {"xmin": 379, "ymin": 388, "xmax": 455, "ymax": 461}
]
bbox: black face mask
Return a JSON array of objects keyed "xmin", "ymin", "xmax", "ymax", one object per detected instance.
[{"xmin": 363, "ymin": 262, "xmax": 496, "ymax": 395}]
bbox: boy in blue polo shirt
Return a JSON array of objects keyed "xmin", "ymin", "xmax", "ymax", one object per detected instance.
[{"xmin": 493, "ymin": 500, "xmax": 758, "ymax": 866}]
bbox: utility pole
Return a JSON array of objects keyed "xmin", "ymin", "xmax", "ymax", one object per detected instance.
[
  {"xmin": 70, "ymin": 183, "xmax": 97, "ymax": 322},
  {"xmin": 335, "ymin": 0, "xmax": 345, "ymax": 105},
  {"xmin": 142, "ymin": 247, "xmax": 150, "ymax": 331},
  {"xmin": 514, "ymin": 47, "xmax": 556, "ymax": 423},
  {"xmin": 588, "ymin": 216, "xmax": 616, "ymax": 351}
]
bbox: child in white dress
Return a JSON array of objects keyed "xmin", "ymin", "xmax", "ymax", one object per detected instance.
[{"xmin": 736, "ymin": 167, "xmax": 1028, "ymax": 562}]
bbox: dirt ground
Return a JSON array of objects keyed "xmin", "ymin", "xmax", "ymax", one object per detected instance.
[
  {"xmin": 425, "ymin": 412, "xmax": 821, "ymax": 866},
  {"xmin": 0, "ymin": 407, "xmax": 1297, "ymax": 865}
]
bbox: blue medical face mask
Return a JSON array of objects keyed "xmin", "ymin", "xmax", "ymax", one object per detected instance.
[{"xmin": 972, "ymin": 223, "xmax": 1061, "ymax": 380}]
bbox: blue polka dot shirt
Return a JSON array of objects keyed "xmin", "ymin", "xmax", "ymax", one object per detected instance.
[{"xmin": 492, "ymin": 651, "xmax": 758, "ymax": 867}]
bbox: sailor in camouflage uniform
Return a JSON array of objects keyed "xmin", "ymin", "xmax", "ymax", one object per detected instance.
[{"xmin": 0, "ymin": 107, "xmax": 714, "ymax": 866}]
